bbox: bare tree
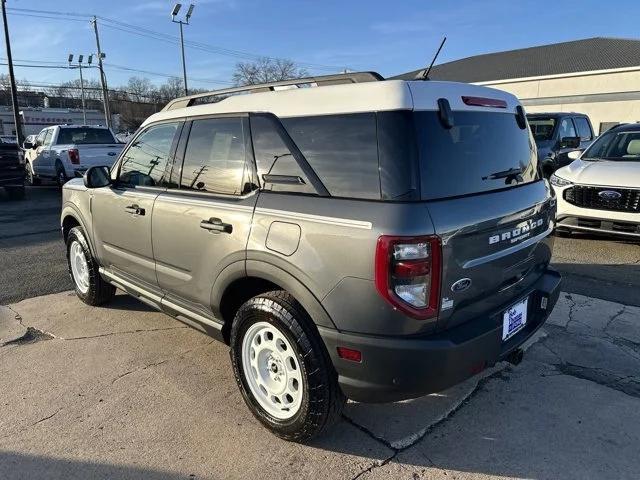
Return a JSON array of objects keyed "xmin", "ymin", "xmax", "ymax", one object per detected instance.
[
  {"xmin": 157, "ymin": 77, "xmax": 184, "ymax": 101},
  {"xmin": 126, "ymin": 76, "xmax": 154, "ymax": 102},
  {"xmin": 232, "ymin": 57, "xmax": 308, "ymax": 86}
]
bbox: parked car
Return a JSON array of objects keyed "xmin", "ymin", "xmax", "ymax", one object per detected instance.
[
  {"xmin": 0, "ymin": 135, "xmax": 25, "ymax": 199},
  {"xmin": 527, "ymin": 113, "xmax": 595, "ymax": 177},
  {"xmin": 551, "ymin": 122, "xmax": 640, "ymax": 238},
  {"xmin": 24, "ymin": 125, "xmax": 123, "ymax": 186},
  {"xmin": 61, "ymin": 73, "xmax": 561, "ymax": 441}
]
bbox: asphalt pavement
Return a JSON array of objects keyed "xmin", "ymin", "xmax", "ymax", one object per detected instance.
[
  {"xmin": 1, "ymin": 186, "xmax": 639, "ymax": 306},
  {"xmin": 1, "ymin": 289, "xmax": 638, "ymax": 479}
]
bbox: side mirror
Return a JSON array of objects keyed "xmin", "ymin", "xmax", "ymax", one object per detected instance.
[
  {"xmin": 83, "ymin": 165, "xmax": 112, "ymax": 189},
  {"xmin": 567, "ymin": 150, "xmax": 582, "ymax": 161},
  {"xmin": 560, "ymin": 136, "xmax": 581, "ymax": 149},
  {"xmin": 23, "ymin": 141, "xmax": 34, "ymax": 149},
  {"xmin": 541, "ymin": 158, "xmax": 555, "ymax": 178}
]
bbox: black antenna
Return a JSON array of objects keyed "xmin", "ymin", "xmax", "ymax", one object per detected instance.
[{"xmin": 422, "ymin": 37, "xmax": 447, "ymax": 80}]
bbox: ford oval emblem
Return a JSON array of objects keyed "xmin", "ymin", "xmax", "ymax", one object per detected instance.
[
  {"xmin": 451, "ymin": 278, "xmax": 472, "ymax": 293},
  {"xmin": 598, "ymin": 190, "xmax": 621, "ymax": 200}
]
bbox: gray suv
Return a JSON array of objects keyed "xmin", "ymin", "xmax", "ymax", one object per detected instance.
[{"xmin": 61, "ymin": 72, "xmax": 561, "ymax": 441}]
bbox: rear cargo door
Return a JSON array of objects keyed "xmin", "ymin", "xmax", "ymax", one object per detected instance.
[{"xmin": 412, "ymin": 105, "xmax": 554, "ymax": 331}]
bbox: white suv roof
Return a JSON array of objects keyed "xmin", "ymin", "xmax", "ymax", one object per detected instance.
[{"xmin": 144, "ymin": 72, "xmax": 520, "ymax": 127}]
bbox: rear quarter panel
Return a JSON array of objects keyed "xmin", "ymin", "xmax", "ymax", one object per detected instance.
[{"xmin": 248, "ymin": 192, "xmax": 441, "ymax": 336}]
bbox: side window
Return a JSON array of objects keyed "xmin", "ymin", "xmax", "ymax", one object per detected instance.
[
  {"xmin": 558, "ymin": 118, "xmax": 577, "ymax": 139},
  {"xmin": 180, "ymin": 117, "xmax": 247, "ymax": 195},
  {"xmin": 282, "ymin": 113, "xmax": 380, "ymax": 199},
  {"xmin": 118, "ymin": 122, "xmax": 179, "ymax": 187},
  {"xmin": 43, "ymin": 129, "xmax": 54, "ymax": 146},
  {"xmin": 35, "ymin": 130, "xmax": 46, "ymax": 147},
  {"xmin": 250, "ymin": 115, "xmax": 315, "ymax": 195},
  {"xmin": 574, "ymin": 117, "xmax": 593, "ymax": 141}
]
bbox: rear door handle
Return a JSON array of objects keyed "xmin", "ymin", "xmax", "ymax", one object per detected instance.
[
  {"xmin": 200, "ymin": 217, "xmax": 233, "ymax": 234},
  {"xmin": 125, "ymin": 204, "xmax": 145, "ymax": 216}
]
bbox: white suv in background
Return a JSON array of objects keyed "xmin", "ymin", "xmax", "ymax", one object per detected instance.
[{"xmin": 551, "ymin": 123, "xmax": 640, "ymax": 238}]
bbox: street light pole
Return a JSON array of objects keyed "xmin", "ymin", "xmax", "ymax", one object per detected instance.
[
  {"xmin": 1, "ymin": 0, "xmax": 24, "ymax": 145},
  {"xmin": 171, "ymin": 3, "xmax": 195, "ymax": 97},
  {"xmin": 78, "ymin": 61, "xmax": 87, "ymax": 124},
  {"xmin": 178, "ymin": 20, "xmax": 187, "ymax": 96},
  {"xmin": 68, "ymin": 54, "xmax": 92, "ymax": 125}
]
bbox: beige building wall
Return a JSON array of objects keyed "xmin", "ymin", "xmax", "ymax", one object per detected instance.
[{"xmin": 477, "ymin": 67, "xmax": 640, "ymax": 134}]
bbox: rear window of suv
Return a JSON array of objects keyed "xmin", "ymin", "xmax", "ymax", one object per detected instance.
[{"xmin": 415, "ymin": 111, "xmax": 539, "ymax": 200}]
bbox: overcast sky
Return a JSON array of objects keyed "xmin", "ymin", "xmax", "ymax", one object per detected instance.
[{"xmin": 2, "ymin": 0, "xmax": 639, "ymax": 90}]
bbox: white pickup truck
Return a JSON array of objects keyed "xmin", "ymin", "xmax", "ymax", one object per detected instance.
[{"xmin": 24, "ymin": 125, "xmax": 124, "ymax": 186}]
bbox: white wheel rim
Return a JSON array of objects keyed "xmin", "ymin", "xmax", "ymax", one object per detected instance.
[
  {"xmin": 241, "ymin": 321, "xmax": 303, "ymax": 420},
  {"xmin": 70, "ymin": 240, "xmax": 90, "ymax": 294}
]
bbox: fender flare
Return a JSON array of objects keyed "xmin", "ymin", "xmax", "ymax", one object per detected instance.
[
  {"xmin": 211, "ymin": 259, "xmax": 337, "ymax": 330},
  {"xmin": 60, "ymin": 204, "xmax": 96, "ymax": 257}
]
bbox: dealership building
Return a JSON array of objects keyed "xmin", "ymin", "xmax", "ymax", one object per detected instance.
[{"xmin": 395, "ymin": 37, "xmax": 640, "ymax": 134}]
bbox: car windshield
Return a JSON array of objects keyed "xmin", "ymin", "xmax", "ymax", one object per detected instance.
[
  {"xmin": 527, "ymin": 117, "xmax": 556, "ymax": 141},
  {"xmin": 582, "ymin": 129, "xmax": 640, "ymax": 161},
  {"xmin": 56, "ymin": 127, "xmax": 116, "ymax": 145}
]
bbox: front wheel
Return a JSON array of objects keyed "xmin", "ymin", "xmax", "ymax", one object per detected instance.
[
  {"xmin": 26, "ymin": 163, "xmax": 41, "ymax": 186},
  {"xmin": 230, "ymin": 291, "xmax": 345, "ymax": 442},
  {"xmin": 66, "ymin": 226, "xmax": 115, "ymax": 305}
]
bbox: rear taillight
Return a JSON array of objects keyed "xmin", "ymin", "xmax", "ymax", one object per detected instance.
[
  {"xmin": 68, "ymin": 148, "xmax": 80, "ymax": 164},
  {"xmin": 374, "ymin": 235, "xmax": 441, "ymax": 320}
]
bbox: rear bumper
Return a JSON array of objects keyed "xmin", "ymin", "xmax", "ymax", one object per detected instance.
[{"xmin": 321, "ymin": 269, "xmax": 561, "ymax": 403}]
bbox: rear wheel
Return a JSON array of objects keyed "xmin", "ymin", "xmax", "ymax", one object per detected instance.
[
  {"xmin": 230, "ymin": 291, "xmax": 345, "ymax": 442},
  {"xmin": 55, "ymin": 161, "xmax": 67, "ymax": 187},
  {"xmin": 5, "ymin": 186, "xmax": 25, "ymax": 200},
  {"xmin": 66, "ymin": 226, "xmax": 115, "ymax": 305}
]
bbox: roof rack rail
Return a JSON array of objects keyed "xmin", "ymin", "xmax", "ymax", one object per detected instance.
[{"xmin": 162, "ymin": 71, "xmax": 384, "ymax": 111}]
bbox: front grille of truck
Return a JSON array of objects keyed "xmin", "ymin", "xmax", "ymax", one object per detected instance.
[{"xmin": 564, "ymin": 186, "xmax": 640, "ymax": 213}]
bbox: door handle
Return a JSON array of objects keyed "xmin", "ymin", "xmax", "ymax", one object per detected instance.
[
  {"xmin": 125, "ymin": 204, "xmax": 145, "ymax": 216},
  {"xmin": 200, "ymin": 217, "xmax": 233, "ymax": 234}
]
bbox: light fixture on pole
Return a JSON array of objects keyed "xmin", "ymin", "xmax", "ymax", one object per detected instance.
[{"xmin": 171, "ymin": 3, "xmax": 195, "ymax": 96}]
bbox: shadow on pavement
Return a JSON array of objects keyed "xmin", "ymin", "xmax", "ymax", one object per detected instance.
[{"xmin": 0, "ymin": 452, "xmax": 188, "ymax": 480}]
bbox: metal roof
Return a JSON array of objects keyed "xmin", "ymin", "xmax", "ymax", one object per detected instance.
[{"xmin": 393, "ymin": 37, "xmax": 640, "ymax": 83}]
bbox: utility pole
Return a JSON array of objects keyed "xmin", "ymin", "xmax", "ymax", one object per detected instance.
[
  {"xmin": 1, "ymin": 0, "xmax": 24, "ymax": 145},
  {"xmin": 171, "ymin": 3, "xmax": 195, "ymax": 96},
  {"xmin": 91, "ymin": 16, "xmax": 111, "ymax": 129}
]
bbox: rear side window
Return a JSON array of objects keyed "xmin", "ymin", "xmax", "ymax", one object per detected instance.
[
  {"xmin": 415, "ymin": 111, "xmax": 539, "ymax": 200},
  {"xmin": 574, "ymin": 117, "xmax": 592, "ymax": 141},
  {"xmin": 282, "ymin": 114, "xmax": 380, "ymax": 199},
  {"xmin": 250, "ymin": 115, "xmax": 316, "ymax": 195},
  {"xmin": 118, "ymin": 122, "xmax": 179, "ymax": 187},
  {"xmin": 180, "ymin": 118, "xmax": 248, "ymax": 195}
]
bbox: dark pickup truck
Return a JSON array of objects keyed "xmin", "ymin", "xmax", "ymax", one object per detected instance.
[
  {"xmin": 527, "ymin": 113, "xmax": 595, "ymax": 177},
  {"xmin": 0, "ymin": 137, "xmax": 25, "ymax": 200}
]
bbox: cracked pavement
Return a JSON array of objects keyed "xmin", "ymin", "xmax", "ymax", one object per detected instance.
[{"xmin": 1, "ymin": 290, "xmax": 640, "ymax": 479}]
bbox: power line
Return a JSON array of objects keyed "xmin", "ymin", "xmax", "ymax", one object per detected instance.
[{"xmin": 5, "ymin": 7, "xmax": 348, "ymax": 71}]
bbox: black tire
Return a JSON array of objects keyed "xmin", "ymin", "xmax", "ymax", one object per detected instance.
[
  {"xmin": 66, "ymin": 226, "xmax": 115, "ymax": 306},
  {"xmin": 55, "ymin": 161, "xmax": 67, "ymax": 187},
  {"xmin": 230, "ymin": 290, "xmax": 345, "ymax": 442},
  {"xmin": 26, "ymin": 163, "xmax": 41, "ymax": 186},
  {"xmin": 5, "ymin": 185, "xmax": 25, "ymax": 200}
]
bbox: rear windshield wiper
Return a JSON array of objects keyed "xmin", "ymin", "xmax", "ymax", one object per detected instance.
[{"xmin": 482, "ymin": 167, "xmax": 523, "ymax": 181}]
